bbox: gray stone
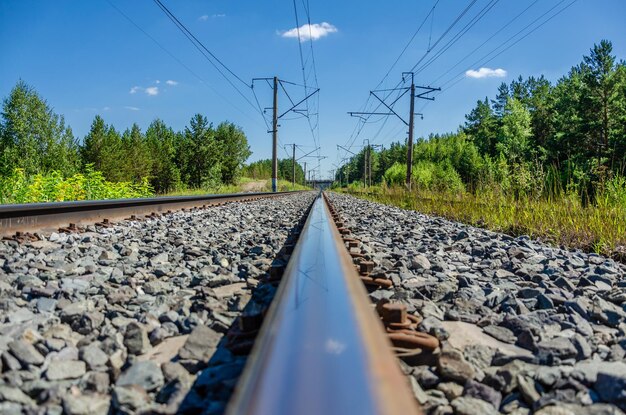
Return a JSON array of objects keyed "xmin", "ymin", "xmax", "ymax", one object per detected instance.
[
  {"xmin": 116, "ymin": 360, "xmax": 164, "ymax": 392},
  {"xmin": 410, "ymin": 254, "xmax": 431, "ymax": 271},
  {"xmin": 483, "ymin": 325, "xmax": 516, "ymax": 344},
  {"xmin": 80, "ymin": 344, "xmax": 109, "ymax": 369},
  {"xmin": 178, "ymin": 325, "xmax": 221, "ymax": 361},
  {"xmin": 0, "ymin": 385, "xmax": 35, "ymax": 405},
  {"xmin": 537, "ymin": 337, "xmax": 577, "ymax": 361},
  {"xmin": 113, "ymin": 385, "xmax": 151, "ymax": 412},
  {"xmin": 124, "ymin": 321, "xmax": 150, "ymax": 355},
  {"xmin": 463, "ymin": 379, "xmax": 502, "ymax": 409},
  {"xmin": 437, "ymin": 382, "xmax": 464, "ymax": 400},
  {"xmin": 62, "ymin": 392, "xmax": 110, "ymax": 415},
  {"xmin": 517, "ymin": 375, "xmax": 541, "ymax": 406},
  {"xmin": 8, "ymin": 340, "xmax": 44, "ymax": 366},
  {"xmin": 438, "ymin": 348, "xmax": 475, "ymax": 383},
  {"xmin": 46, "ymin": 360, "xmax": 86, "ymax": 380},
  {"xmin": 451, "ymin": 396, "xmax": 497, "ymax": 415},
  {"xmin": 36, "ymin": 297, "xmax": 57, "ymax": 313},
  {"xmin": 409, "ymin": 376, "xmax": 429, "ymax": 405}
]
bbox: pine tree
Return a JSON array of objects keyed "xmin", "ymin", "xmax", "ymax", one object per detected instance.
[{"xmin": 215, "ymin": 122, "xmax": 251, "ymax": 185}]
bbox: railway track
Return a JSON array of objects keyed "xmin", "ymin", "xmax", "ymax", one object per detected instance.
[
  {"xmin": 1, "ymin": 191, "xmax": 625, "ymax": 414},
  {"xmin": 0, "ymin": 191, "xmax": 294, "ymax": 237},
  {"xmin": 227, "ymin": 192, "xmax": 422, "ymax": 415}
]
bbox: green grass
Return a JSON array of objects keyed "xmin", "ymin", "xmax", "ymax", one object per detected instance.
[
  {"xmin": 0, "ymin": 168, "xmax": 153, "ymax": 204},
  {"xmin": 164, "ymin": 177, "xmax": 310, "ymax": 197},
  {"xmin": 339, "ymin": 185, "xmax": 626, "ymax": 260}
]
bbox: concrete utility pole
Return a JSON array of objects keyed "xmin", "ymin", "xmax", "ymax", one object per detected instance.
[
  {"xmin": 363, "ymin": 150, "xmax": 367, "ymax": 188},
  {"xmin": 347, "ymin": 73, "xmax": 439, "ymax": 191},
  {"xmin": 252, "ymin": 77, "xmax": 319, "ymax": 192},
  {"xmin": 303, "ymin": 162, "xmax": 307, "ymax": 187},
  {"xmin": 271, "ymin": 76, "xmax": 279, "ymax": 192},
  {"xmin": 367, "ymin": 144, "xmax": 372, "ymax": 187},
  {"xmin": 406, "ymin": 78, "xmax": 415, "ymax": 191},
  {"xmin": 291, "ymin": 143, "xmax": 296, "ymax": 188}
]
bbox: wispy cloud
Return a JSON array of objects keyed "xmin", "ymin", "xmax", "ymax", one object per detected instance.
[
  {"xmin": 129, "ymin": 83, "xmax": 164, "ymax": 96},
  {"xmin": 165, "ymin": 80, "xmax": 178, "ymax": 86},
  {"xmin": 145, "ymin": 86, "xmax": 159, "ymax": 96},
  {"xmin": 199, "ymin": 13, "xmax": 225, "ymax": 21},
  {"xmin": 281, "ymin": 22, "xmax": 338, "ymax": 42},
  {"xmin": 465, "ymin": 67, "xmax": 507, "ymax": 79},
  {"xmin": 124, "ymin": 106, "xmax": 140, "ymax": 111},
  {"xmin": 103, "ymin": 106, "xmax": 111, "ymax": 111}
]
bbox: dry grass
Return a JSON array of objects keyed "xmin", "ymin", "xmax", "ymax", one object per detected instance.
[{"xmin": 340, "ymin": 186, "xmax": 626, "ymax": 260}]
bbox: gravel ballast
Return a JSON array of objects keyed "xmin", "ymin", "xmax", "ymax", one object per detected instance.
[
  {"xmin": 327, "ymin": 192, "xmax": 626, "ymax": 415},
  {"xmin": 0, "ymin": 192, "xmax": 315, "ymax": 414}
]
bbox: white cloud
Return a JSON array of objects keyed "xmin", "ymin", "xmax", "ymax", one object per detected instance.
[
  {"xmin": 281, "ymin": 22, "xmax": 338, "ymax": 42},
  {"xmin": 129, "ymin": 86, "xmax": 140, "ymax": 94},
  {"xmin": 145, "ymin": 86, "xmax": 159, "ymax": 96},
  {"xmin": 103, "ymin": 106, "xmax": 111, "ymax": 111},
  {"xmin": 124, "ymin": 106, "xmax": 140, "ymax": 111},
  {"xmin": 155, "ymin": 80, "xmax": 161, "ymax": 84},
  {"xmin": 213, "ymin": 13, "xmax": 226, "ymax": 18},
  {"xmin": 165, "ymin": 80, "xmax": 178, "ymax": 86},
  {"xmin": 465, "ymin": 67, "xmax": 507, "ymax": 79},
  {"xmin": 199, "ymin": 15, "xmax": 209, "ymax": 21}
]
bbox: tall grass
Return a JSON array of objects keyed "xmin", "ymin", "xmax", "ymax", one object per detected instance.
[
  {"xmin": 0, "ymin": 166, "xmax": 153, "ymax": 204},
  {"xmin": 341, "ymin": 182, "xmax": 626, "ymax": 259}
]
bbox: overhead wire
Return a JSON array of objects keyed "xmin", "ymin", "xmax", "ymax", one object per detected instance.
[
  {"xmin": 104, "ymin": 0, "xmax": 262, "ymax": 125},
  {"xmin": 151, "ymin": 0, "xmax": 267, "ymax": 123},
  {"xmin": 343, "ymin": 0, "xmax": 482, "ymax": 154},
  {"xmin": 415, "ymin": 0, "xmax": 579, "ymax": 128}
]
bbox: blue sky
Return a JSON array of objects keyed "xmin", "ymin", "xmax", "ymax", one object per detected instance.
[{"xmin": 1, "ymin": 0, "xmax": 625, "ymax": 179}]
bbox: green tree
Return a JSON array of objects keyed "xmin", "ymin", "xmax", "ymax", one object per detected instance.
[
  {"xmin": 1, "ymin": 81, "xmax": 80, "ymax": 176},
  {"xmin": 214, "ymin": 122, "xmax": 251, "ymax": 185},
  {"xmin": 121, "ymin": 124, "xmax": 152, "ymax": 183},
  {"xmin": 498, "ymin": 98, "xmax": 533, "ymax": 164},
  {"xmin": 464, "ymin": 98, "xmax": 498, "ymax": 156},
  {"xmin": 81, "ymin": 115, "xmax": 124, "ymax": 181},
  {"xmin": 145, "ymin": 119, "xmax": 181, "ymax": 193},
  {"xmin": 180, "ymin": 114, "xmax": 221, "ymax": 188}
]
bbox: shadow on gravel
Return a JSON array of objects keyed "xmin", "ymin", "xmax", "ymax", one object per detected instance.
[{"xmin": 176, "ymin": 208, "xmax": 311, "ymax": 415}]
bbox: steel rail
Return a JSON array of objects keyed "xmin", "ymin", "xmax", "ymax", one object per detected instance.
[
  {"xmin": 227, "ymin": 192, "xmax": 420, "ymax": 415},
  {"xmin": 0, "ymin": 191, "xmax": 298, "ymax": 236}
]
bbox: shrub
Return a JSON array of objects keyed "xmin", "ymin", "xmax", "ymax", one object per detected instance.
[
  {"xmin": 383, "ymin": 162, "xmax": 406, "ymax": 186},
  {"xmin": 0, "ymin": 166, "xmax": 153, "ymax": 204}
]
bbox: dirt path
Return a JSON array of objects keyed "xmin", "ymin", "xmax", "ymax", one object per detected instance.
[{"xmin": 241, "ymin": 180, "xmax": 267, "ymax": 192}]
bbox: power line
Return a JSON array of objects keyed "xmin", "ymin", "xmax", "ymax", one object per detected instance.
[
  {"xmin": 431, "ymin": 0, "xmax": 541, "ymax": 85},
  {"xmin": 152, "ymin": 0, "xmax": 262, "ymax": 117},
  {"xmin": 291, "ymin": 0, "xmax": 321, "ymax": 157},
  {"xmin": 417, "ymin": 0, "xmax": 579, "ymax": 121},
  {"xmin": 343, "ymin": 0, "xmax": 480, "ymax": 153},
  {"xmin": 440, "ymin": 0, "xmax": 578, "ymax": 90},
  {"xmin": 104, "ymin": 0, "xmax": 261, "ymax": 124},
  {"xmin": 413, "ymin": 0, "xmax": 501, "ymax": 76}
]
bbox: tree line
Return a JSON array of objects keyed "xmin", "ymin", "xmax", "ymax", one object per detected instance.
[
  {"xmin": 0, "ymin": 81, "xmax": 252, "ymax": 193},
  {"xmin": 242, "ymin": 158, "xmax": 306, "ymax": 184},
  {"xmin": 337, "ymin": 40, "xmax": 626, "ymax": 202}
]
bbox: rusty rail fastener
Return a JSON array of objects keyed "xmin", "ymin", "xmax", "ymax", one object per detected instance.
[{"xmin": 359, "ymin": 261, "xmax": 375, "ymax": 274}]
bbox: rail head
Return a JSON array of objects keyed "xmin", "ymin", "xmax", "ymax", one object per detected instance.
[{"xmin": 226, "ymin": 192, "xmax": 420, "ymax": 415}]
